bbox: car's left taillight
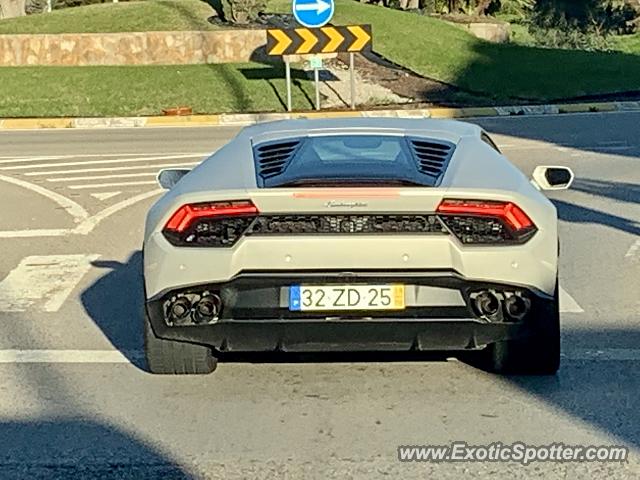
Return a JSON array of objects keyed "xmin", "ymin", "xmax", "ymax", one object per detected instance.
[{"xmin": 162, "ymin": 200, "xmax": 258, "ymax": 247}]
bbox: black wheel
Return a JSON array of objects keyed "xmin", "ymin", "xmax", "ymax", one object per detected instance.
[
  {"xmin": 483, "ymin": 281, "xmax": 560, "ymax": 375},
  {"xmin": 144, "ymin": 310, "xmax": 217, "ymax": 375}
]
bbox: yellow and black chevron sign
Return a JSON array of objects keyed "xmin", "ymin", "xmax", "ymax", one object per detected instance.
[{"xmin": 266, "ymin": 25, "xmax": 372, "ymax": 56}]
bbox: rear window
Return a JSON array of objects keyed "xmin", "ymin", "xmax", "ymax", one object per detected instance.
[
  {"xmin": 306, "ymin": 136, "xmax": 404, "ymax": 163},
  {"xmin": 252, "ymin": 134, "xmax": 455, "ymax": 188}
]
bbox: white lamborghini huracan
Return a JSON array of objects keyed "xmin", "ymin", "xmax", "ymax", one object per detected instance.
[{"xmin": 142, "ymin": 118, "xmax": 573, "ymax": 375}]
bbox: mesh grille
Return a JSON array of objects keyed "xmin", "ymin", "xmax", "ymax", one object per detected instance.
[
  {"xmin": 253, "ymin": 139, "xmax": 301, "ymax": 180},
  {"xmin": 408, "ymin": 138, "xmax": 455, "ymax": 180},
  {"xmin": 246, "ymin": 215, "xmax": 447, "ymax": 235}
]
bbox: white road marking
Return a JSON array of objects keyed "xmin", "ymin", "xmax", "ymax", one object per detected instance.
[
  {"xmin": 562, "ymin": 349, "xmax": 640, "ymax": 361},
  {"xmin": 0, "ymin": 350, "xmax": 139, "ymax": 363},
  {"xmin": 0, "ymin": 152, "xmax": 207, "ymax": 165},
  {"xmin": 24, "ymin": 162, "xmax": 199, "ymax": 176},
  {"xmin": 0, "ymin": 189, "xmax": 162, "ymax": 238},
  {"xmin": 0, "ymin": 228, "xmax": 71, "ymax": 238},
  {"xmin": 68, "ymin": 180, "xmax": 158, "ymax": 190},
  {"xmin": 625, "ymin": 239, "xmax": 640, "ymax": 261},
  {"xmin": 90, "ymin": 191, "xmax": 121, "ymax": 201},
  {"xmin": 74, "ymin": 189, "xmax": 163, "ymax": 234},
  {"xmin": 0, "ymin": 173, "xmax": 88, "ymax": 223},
  {"xmin": 0, "ymin": 154, "xmax": 205, "ymax": 171},
  {"xmin": 0, "ymin": 348, "xmax": 637, "ymax": 364},
  {"xmin": 48, "ymin": 172, "xmax": 157, "ymax": 182},
  {"xmin": 590, "ymin": 145, "xmax": 634, "ymax": 151},
  {"xmin": 0, "ymin": 254, "xmax": 100, "ymax": 312},
  {"xmin": 0, "ymin": 153, "xmax": 163, "ymax": 160},
  {"xmin": 559, "ymin": 287, "xmax": 584, "ymax": 313}
]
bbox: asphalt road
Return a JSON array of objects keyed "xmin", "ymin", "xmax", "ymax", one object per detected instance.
[{"xmin": 0, "ymin": 112, "xmax": 638, "ymax": 479}]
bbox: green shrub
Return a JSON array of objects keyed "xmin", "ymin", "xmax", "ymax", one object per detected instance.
[
  {"xmin": 218, "ymin": 0, "xmax": 264, "ymax": 23},
  {"xmin": 496, "ymin": 0, "xmax": 534, "ymax": 19},
  {"xmin": 525, "ymin": 0, "xmax": 639, "ymax": 51},
  {"xmin": 53, "ymin": 0, "xmax": 132, "ymax": 7}
]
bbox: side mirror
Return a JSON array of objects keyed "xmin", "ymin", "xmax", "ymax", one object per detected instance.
[
  {"xmin": 531, "ymin": 166, "xmax": 574, "ymax": 190},
  {"xmin": 157, "ymin": 169, "xmax": 190, "ymax": 190}
]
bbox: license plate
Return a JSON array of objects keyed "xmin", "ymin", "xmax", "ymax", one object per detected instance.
[{"xmin": 289, "ymin": 284, "xmax": 405, "ymax": 311}]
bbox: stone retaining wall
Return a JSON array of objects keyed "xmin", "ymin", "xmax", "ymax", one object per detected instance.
[
  {"xmin": 0, "ymin": 30, "xmax": 268, "ymax": 66},
  {"xmin": 459, "ymin": 22, "xmax": 510, "ymax": 43}
]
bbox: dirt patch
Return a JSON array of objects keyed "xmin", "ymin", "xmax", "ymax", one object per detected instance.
[{"xmin": 337, "ymin": 51, "xmax": 492, "ymax": 107}]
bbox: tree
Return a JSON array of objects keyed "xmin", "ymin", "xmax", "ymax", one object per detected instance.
[{"xmin": 0, "ymin": 0, "xmax": 26, "ymax": 18}]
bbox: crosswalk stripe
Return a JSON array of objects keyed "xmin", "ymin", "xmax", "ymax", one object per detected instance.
[
  {"xmin": 47, "ymin": 172, "xmax": 157, "ymax": 182},
  {"xmin": 90, "ymin": 191, "xmax": 121, "ymax": 201},
  {"xmin": 67, "ymin": 180, "xmax": 158, "ymax": 189},
  {"xmin": 0, "ymin": 152, "xmax": 207, "ymax": 165},
  {"xmin": 559, "ymin": 287, "xmax": 584, "ymax": 313},
  {"xmin": 0, "ymin": 350, "xmax": 139, "ymax": 363},
  {"xmin": 0, "ymin": 154, "xmax": 205, "ymax": 171},
  {"xmin": 0, "ymin": 254, "xmax": 100, "ymax": 312},
  {"xmin": 625, "ymin": 239, "xmax": 640, "ymax": 261},
  {"xmin": 24, "ymin": 162, "xmax": 199, "ymax": 176}
]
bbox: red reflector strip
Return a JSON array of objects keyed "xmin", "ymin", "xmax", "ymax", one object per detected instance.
[
  {"xmin": 292, "ymin": 189, "xmax": 400, "ymax": 198},
  {"xmin": 164, "ymin": 201, "xmax": 258, "ymax": 233},
  {"xmin": 436, "ymin": 199, "xmax": 533, "ymax": 231}
]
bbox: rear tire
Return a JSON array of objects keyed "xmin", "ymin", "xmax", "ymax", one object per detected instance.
[
  {"xmin": 144, "ymin": 310, "xmax": 217, "ymax": 375},
  {"xmin": 484, "ymin": 281, "xmax": 560, "ymax": 375}
]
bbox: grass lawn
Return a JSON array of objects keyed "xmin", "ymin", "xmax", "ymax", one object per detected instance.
[
  {"xmin": 0, "ymin": 0, "xmax": 218, "ymax": 34},
  {"xmin": 610, "ymin": 33, "xmax": 640, "ymax": 54},
  {"xmin": 0, "ymin": 64, "xmax": 315, "ymax": 117}
]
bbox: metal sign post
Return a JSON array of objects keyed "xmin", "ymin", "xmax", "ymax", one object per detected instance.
[
  {"xmin": 309, "ymin": 55, "xmax": 323, "ymax": 110},
  {"xmin": 349, "ymin": 52, "xmax": 355, "ymax": 109},
  {"xmin": 314, "ymin": 69, "xmax": 320, "ymax": 110},
  {"xmin": 285, "ymin": 58, "xmax": 292, "ymax": 112},
  {"xmin": 266, "ymin": 25, "xmax": 372, "ymax": 112}
]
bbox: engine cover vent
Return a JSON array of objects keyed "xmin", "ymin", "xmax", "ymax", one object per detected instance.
[
  {"xmin": 253, "ymin": 139, "xmax": 302, "ymax": 182},
  {"xmin": 408, "ymin": 137, "xmax": 455, "ymax": 182}
]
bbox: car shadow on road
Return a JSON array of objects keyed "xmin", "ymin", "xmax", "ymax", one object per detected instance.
[
  {"xmin": 79, "ymin": 250, "xmax": 640, "ymax": 450},
  {"xmin": 0, "ymin": 418, "xmax": 193, "ymax": 479},
  {"xmin": 552, "ymin": 198, "xmax": 640, "ymax": 236},
  {"xmin": 80, "ymin": 251, "xmax": 146, "ymax": 371},
  {"xmin": 503, "ymin": 325, "xmax": 640, "ymax": 450}
]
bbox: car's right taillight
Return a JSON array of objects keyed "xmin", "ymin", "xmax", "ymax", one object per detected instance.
[
  {"xmin": 162, "ymin": 200, "xmax": 258, "ymax": 247},
  {"xmin": 436, "ymin": 199, "xmax": 537, "ymax": 244}
]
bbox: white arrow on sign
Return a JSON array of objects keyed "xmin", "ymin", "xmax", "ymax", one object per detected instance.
[{"xmin": 295, "ymin": 0, "xmax": 331, "ymax": 14}]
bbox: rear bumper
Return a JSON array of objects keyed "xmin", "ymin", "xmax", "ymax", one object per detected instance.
[
  {"xmin": 143, "ymin": 228, "xmax": 558, "ymax": 299},
  {"xmin": 145, "ymin": 271, "xmax": 556, "ymax": 353}
]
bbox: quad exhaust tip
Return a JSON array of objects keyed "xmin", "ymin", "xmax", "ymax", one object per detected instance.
[
  {"xmin": 504, "ymin": 293, "xmax": 531, "ymax": 321},
  {"xmin": 193, "ymin": 293, "xmax": 222, "ymax": 324},
  {"xmin": 474, "ymin": 291, "xmax": 501, "ymax": 319},
  {"xmin": 166, "ymin": 292, "xmax": 222, "ymax": 325},
  {"xmin": 473, "ymin": 290, "xmax": 531, "ymax": 322},
  {"xmin": 168, "ymin": 297, "xmax": 192, "ymax": 325}
]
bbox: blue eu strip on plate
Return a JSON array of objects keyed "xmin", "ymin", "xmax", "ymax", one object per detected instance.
[{"xmin": 289, "ymin": 285, "xmax": 301, "ymax": 311}]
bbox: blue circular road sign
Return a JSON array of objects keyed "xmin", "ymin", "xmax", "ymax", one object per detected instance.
[{"xmin": 292, "ymin": 0, "xmax": 335, "ymax": 28}]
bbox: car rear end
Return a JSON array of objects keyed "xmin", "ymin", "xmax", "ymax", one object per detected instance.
[{"xmin": 143, "ymin": 122, "xmax": 559, "ymax": 356}]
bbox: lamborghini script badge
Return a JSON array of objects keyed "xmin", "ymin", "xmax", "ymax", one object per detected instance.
[{"xmin": 324, "ymin": 201, "xmax": 368, "ymax": 208}]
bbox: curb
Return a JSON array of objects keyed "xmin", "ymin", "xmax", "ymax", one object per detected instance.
[{"xmin": 1, "ymin": 101, "xmax": 639, "ymax": 130}]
